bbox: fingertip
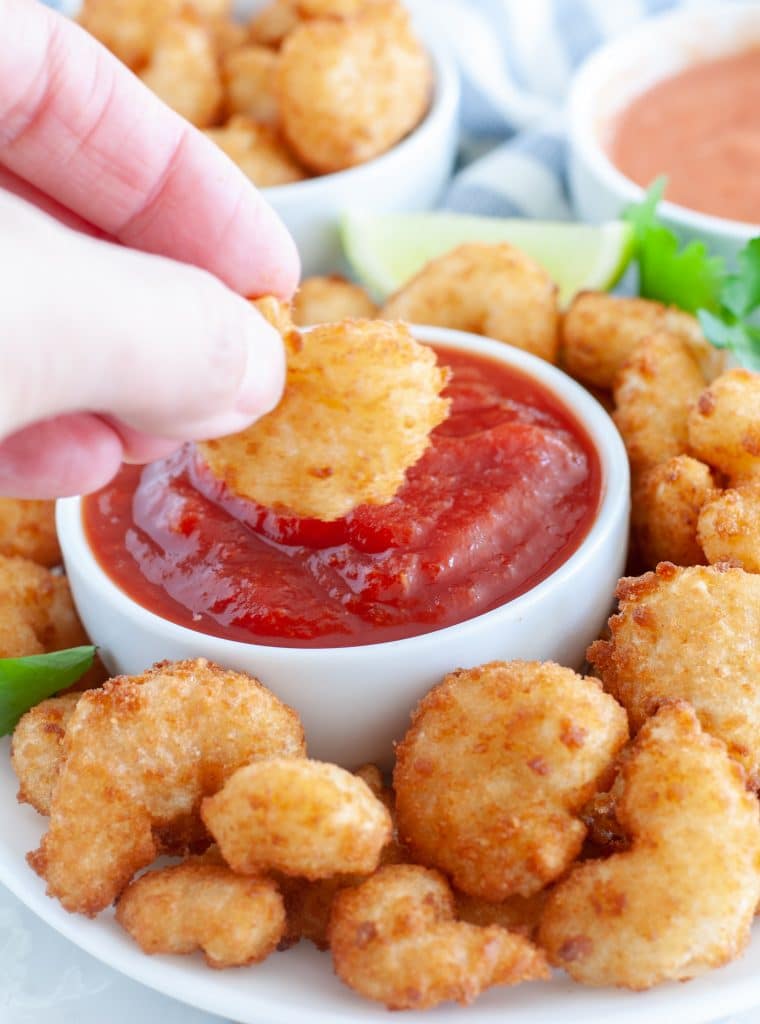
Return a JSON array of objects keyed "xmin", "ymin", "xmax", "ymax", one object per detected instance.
[{"xmin": 235, "ymin": 314, "xmax": 287, "ymax": 418}]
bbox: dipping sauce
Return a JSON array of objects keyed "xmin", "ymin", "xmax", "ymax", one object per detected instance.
[
  {"xmin": 83, "ymin": 347, "xmax": 601, "ymax": 648},
  {"xmin": 611, "ymin": 50, "xmax": 760, "ymax": 224}
]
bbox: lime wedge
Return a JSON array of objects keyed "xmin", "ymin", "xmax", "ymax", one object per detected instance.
[{"xmin": 341, "ymin": 212, "xmax": 634, "ymax": 305}]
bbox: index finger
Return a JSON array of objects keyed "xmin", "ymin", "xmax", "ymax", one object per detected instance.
[{"xmin": 0, "ymin": 0, "xmax": 299, "ymax": 298}]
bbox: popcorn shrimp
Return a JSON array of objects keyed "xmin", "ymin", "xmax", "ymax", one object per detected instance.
[
  {"xmin": 139, "ymin": 14, "xmax": 223, "ymax": 128},
  {"xmin": 588, "ymin": 562, "xmax": 760, "ymax": 786},
  {"xmin": 688, "ymin": 368, "xmax": 760, "ymax": 484},
  {"xmin": 698, "ymin": 481, "xmax": 760, "ymax": 572},
  {"xmin": 205, "ymin": 116, "xmax": 307, "ymax": 186},
  {"xmin": 0, "ymin": 499, "xmax": 60, "ymax": 568},
  {"xmin": 539, "ymin": 703, "xmax": 760, "ymax": 989},
  {"xmin": 328, "ymin": 864, "xmax": 549, "ymax": 1009},
  {"xmin": 11, "ymin": 694, "xmax": 80, "ymax": 815},
  {"xmin": 222, "ymin": 45, "xmax": 280, "ymax": 124},
  {"xmin": 292, "ymin": 276, "xmax": 378, "ymax": 326},
  {"xmin": 0, "ymin": 555, "xmax": 88, "ymax": 659},
  {"xmin": 29, "ymin": 659, "xmax": 305, "ymax": 915},
  {"xmin": 393, "ymin": 661, "xmax": 628, "ymax": 901},
  {"xmin": 383, "ymin": 243, "xmax": 560, "ymax": 363}
]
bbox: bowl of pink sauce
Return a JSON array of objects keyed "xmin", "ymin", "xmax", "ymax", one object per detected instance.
[{"xmin": 568, "ymin": 2, "xmax": 760, "ymax": 262}]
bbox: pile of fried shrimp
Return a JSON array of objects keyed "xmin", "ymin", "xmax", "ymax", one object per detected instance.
[
  {"xmin": 5, "ymin": 239, "xmax": 760, "ymax": 1011},
  {"xmin": 75, "ymin": 0, "xmax": 432, "ymax": 185}
]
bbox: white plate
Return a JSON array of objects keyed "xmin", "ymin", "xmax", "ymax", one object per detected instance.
[{"xmin": 1, "ymin": 737, "xmax": 760, "ymax": 1024}]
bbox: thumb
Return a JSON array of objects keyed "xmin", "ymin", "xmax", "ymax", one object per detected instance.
[{"xmin": 0, "ymin": 190, "xmax": 286, "ymax": 444}]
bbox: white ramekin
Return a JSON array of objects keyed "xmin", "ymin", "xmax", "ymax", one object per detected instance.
[
  {"xmin": 568, "ymin": 2, "xmax": 760, "ymax": 265},
  {"xmin": 57, "ymin": 327, "xmax": 630, "ymax": 768}
]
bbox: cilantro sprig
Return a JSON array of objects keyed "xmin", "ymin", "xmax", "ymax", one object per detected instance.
[
  {"xmin": 624, "ymin": 181, "xmax": 760, "ymax": 371},
  {"xmin": 0, "ymin": 646, "xmax": 95, "ymax": 736}
]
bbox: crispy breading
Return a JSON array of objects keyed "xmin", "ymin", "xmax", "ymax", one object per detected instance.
[
  {"xmin": 454, "ymin": 889, "xmax": 549, "ymax": 940},
  {"xmin": 248, "ymin": 0, "xmax": 300, "ymax": 47},
  {"xmin": 0, "ymin": 500, "xmax": 60, "ymax": 568},
  {"xmin": 222, "ymin": 45, "xmax": 280, "ymax": 124},
  {"xmin": 329, "ymin": 864, "xmax": 549, "ymax": 1009},
  {"xmin": 29, "ymin": 659, "xmax": 305, "ymax": 916},
  {"xmin": 393, "ymin": 661, "xmax": 628, "ymax": 901},
  {"xmin": 139, "ymin": 13, "xmax": 223, "ymax": 127},
  {"xmin": 199, "ymin": 319, "xmax": 450, "ymax": 521},
  {"xmin": 203, "ymin": 758, "xmax": 392, "ymax": 880},
  {"xmin": 561, "ymin": 293, "xmax": 722, "ymax": 389},
  {"xmin": 688, "ymin": 369, "xmax": 760, "ymax": 484},
  {"xmin": 292, "ymin": 276, "xmax": 378, "ymax": 326},
  {"xmin": 11, "ymin": 694, "xmax": 80, "ymax": 816},
  {"xmin": 278, "ymin": 2, "xmax": 431, "ymax": 173},
  {"xmin": 632, "ymin": 455, "xmax": 718, "ymax": 568},
  {"xmin": 0, "ymin": 555, "xmax": 88, "ymax": 659},
  {"xmin": 116, "ymin": 855, "xmax": 285, "ymax": 967},
  {"xmin": 612, "ymin": 332, "xmax": 706, "ymax": 479},
  {"xmin": 205, "ymin": 116, "xmax": 307, "ymax": 186},
  {"xmin": 77, "ymin": 0, "xmax": 182, "ymax": 69},
  {"xmin": 588, "ymin": 562, "xmax": 760, "ymax": 785},
  {"xmin": 539, "ymin": 703, "xmax": 760, "ymax": 988},
  {"xmin": 383, "ymin": 243, "xmax": 560, "ymax": 363},
  {"xmin": 698, "ymin": 482, "xmax": 760, "ymax": 572}
]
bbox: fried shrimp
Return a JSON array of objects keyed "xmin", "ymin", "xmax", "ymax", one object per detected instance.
[
  {"xmin": 454, "ymin": 889, "xmax": 549, "ymax": 940},
  {"xmin": 205, "ymin": 116, "xmax": 307, "ymax": 186},
  {"xmin": 382, "ymin": 243, "xmax": 560, "ymax": 363},
  {"xmin": 221, "ymin": 45, "xmax": 280, "ymax": 124},
  {"xmin": 393, "ymin": 661, "xmax": 628, "ymax": 901},
  {"xmin": 588, "ymin": 562, "xmax": 760, "ymax": 785},
  {"xmin": 698, "ymin": 482, "xmax": 760, "ymax": 572},
  {"xmin": 539, "ymin": 703, "xmax": 760, "ymax": 989},
  {"xmin": 77, "ymin": 0, "xmax": 181, "ymax": 69},
  {"xmin": 11, "ymin": 695, "xmax": 80, "ymax": 816},
  {"xmin": 291, "ymin": 276, "xmax": 378, "ymax": 326},
  {"xmin": 199, "ymin": 319, "xmax": 450, "ymax": 521},
  {"xmin": 612, "ymin": 332, "xmax": 706, "ymax": 478},
  {"xmin": 632, "ymin": 455, "xmax": 718, "ymax": 568},
  {"xmin": 139, "ymin": 14, "xmax": 223, "ymax": 128},
  {"xmin": 29, "ymin": 659, "xmax": 305, "ymax": 916},
  {"xmin": 203, "ymin": 758, "xmax": 392, "ymax": 879},
  {"xmin": 0, "ymin": 500, "xmax": 60, "ymax": 567},
  {"xmin": 116, "ymin": 855, "xmax": 285, "ymax": 968},
  {"xmin": 0, "ymin": 555, "xmax": 88, "ymax": 659},
  {"xmin": 328, "ymin": 864, "xmax": 549, "ymax": 1009},
  {"xmin": 248, "ymin": 0, "xmax": 300, "ymax": 47},
  {"xmin": 688, "ymin": 369, "xmax": 760, "ymax": 484},
  {"xmin": 277, "ymin": 2, "xmax": 431, "ymax": 173},
  {"xmin": 561, "ymin": 293, "xmax": 721, "ymax": 389}
]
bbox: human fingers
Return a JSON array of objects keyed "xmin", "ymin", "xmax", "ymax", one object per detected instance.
[
  {"xmin": 0, "ymin": 167, "xmax": 106, "ymax": 238},
  {"xmin": 0, "ymin": 0, "xmax": 299, "ymax": 299}
]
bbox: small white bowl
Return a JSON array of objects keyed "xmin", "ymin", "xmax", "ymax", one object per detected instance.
[
  {"xmin": 568, "ymin": 2, "xmax": 760, "ymax": 264},
  {"xmin": 57, "ymin": 327, "xmax": 629, "ymax": 768}
]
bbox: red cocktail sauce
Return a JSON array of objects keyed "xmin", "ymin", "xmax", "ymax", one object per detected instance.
[{"xmin": 83, "ymin": 346, "xmax": 602, "ymax": 648}]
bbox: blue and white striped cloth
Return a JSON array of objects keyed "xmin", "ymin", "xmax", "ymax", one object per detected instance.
[{"xmin": 439, "ymin": 0, "xmax": 690, "ymax": 220}]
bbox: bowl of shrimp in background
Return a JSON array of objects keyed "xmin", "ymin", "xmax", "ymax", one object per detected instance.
[
  {"xmin": 66, "ymin": 0, "xmax": 460, "ymax": 275},
  {"xmin": 55, "ymin": 321, "xmax": 630, "ymax": 767}
]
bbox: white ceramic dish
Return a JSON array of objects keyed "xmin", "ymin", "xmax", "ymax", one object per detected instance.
[
  {"xmin": 568, "ymin": 2, "xmax": 760, "ymax": 264},
  {"xmin": 2, "ymin": 755, "xmax": 760, "ymax": 1024},
  {"xmin": 57, "ymin": 326, "xmax": 629, "ymax": 768}
]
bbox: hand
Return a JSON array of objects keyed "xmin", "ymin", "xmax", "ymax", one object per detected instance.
[{"xmin": 0, "ymin": 0, "xmax": 300, "ymax": 499}]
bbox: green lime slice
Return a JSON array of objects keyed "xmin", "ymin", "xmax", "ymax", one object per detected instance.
[{"xmin": 341, "ymin": 212, "xmax": 634, "ymax": 306}]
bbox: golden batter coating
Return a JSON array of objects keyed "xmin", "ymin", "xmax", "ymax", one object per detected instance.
[
  {"xmin": 11, "ymin": 694, "xmax": 80, "ymax": 815},
  {"xmin": 0, "ymin": 499, "xmax": 60, "ymax": 567},
  {"xmin": 139, "ymin": 13, "xmax": 223, "ymax": 128},
  {"xmin": 292, "ymin": 276, "xmax": 378, "ymax": 326},
  {"xmin": 698, "ymin": 482, "xmax": 760, "ymax": 572},
  {"xmin": 0, "ymin": 555, "xmax": 88, "ymax": 659},
  {"xmin": 688, "ymin": 369, "xmax": 760, "ymax": 484}
]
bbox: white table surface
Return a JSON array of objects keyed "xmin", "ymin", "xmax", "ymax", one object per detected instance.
[{"xmin": 2, "ymin": 881, "xmax": 760, "ymax": 1024}]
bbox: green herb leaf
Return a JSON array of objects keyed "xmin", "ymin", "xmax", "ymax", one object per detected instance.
[
  {"xmin": 0, "ymin": 646, "xmax": 95, "ymax": 736},
  {"xmin": 721, "ymin": 238, "xmax": 760, "ymax": 319}
]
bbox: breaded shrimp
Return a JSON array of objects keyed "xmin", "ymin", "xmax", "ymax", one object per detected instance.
[
  {"xmin": 199, "ymin": 319, "xmax": 450, "ymax": 521},
  {"xmin": 203, "ymin": 758, "xmax": 392, "ymax": 879},
  {"xmin": 561, "ymin": 293, "xmax": 722, "ymax": 389},
  {"xmin": 116, "ymin": 854, "xmax": 285, "ymax": 968},
  {"xmin": 248, "ymin": 0, "xmax": 300, "ymax": 47},
  {"xmin": 328, "ymin": 864, "xmax": 549, "ymax": 1009},
  {"xmin": 77, "ymin": 0, "xmax": 182, "ymax": 69},
  {"xmin": 698, "ymin": 482, "xmax": 760, "ymax": 572},
  {"xmin": 139, "ymin": 14, "xmax": 223, "ymax": 128},
  {"xmin": 0, "ymin": 555, "xmax": 88, "ymax": 659},
  {"xmin": 205, "ymin": 116, "xmax": 307, "ymax": 186},
  {"xmin": 0, "ymin": 499, "xmax": 60, "ymax": 567},
  {"xmin": 454, "ymin": 889, "xmax": 549, "ymax": 940},
  {"xmin": 278, "ymin": 2, "xmax": 431, "ymax": 173},
  {"xmin": 222, "ymin": 45, "xmax": 280, "ymax": 124},
  {"xmin": 393, "ymin": 661, "xmax": 628, "ymax": 901},
  {"xmin": 612, "ymin": 332, "xmax": 706, "ymax": 479},
  {"xmin": 29, "ymin": 659, "xmax": 305, "ymax": 916},
  {"xmin": 292, "ymin": 276, "xmax": 378, "ymax": 326},
  {"xmin": 539, "ymin": 703, "xmax": 760, "ymax": 989},
  {"xmin": 688, "ymin": 369, "xmax": 760, "ymax": 484},
  {"xmin": 588, "ymin": 562, "xmax": 760, "ymax": 785},
  {"xmin": 383, "ymin": 243, "xmax": 560, "ymax": 363},
  {"xmin": 11, "ymin": 694, "xmax": 80, "ymax": 815},
  {"xmin": 632, "ymin": 455, "xmax": 718, "ymax": 568}
]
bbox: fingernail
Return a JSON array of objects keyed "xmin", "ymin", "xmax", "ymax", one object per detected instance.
[{"xmin": 235, "ymin": 319, "xmax": 286, "ymax": 418}]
